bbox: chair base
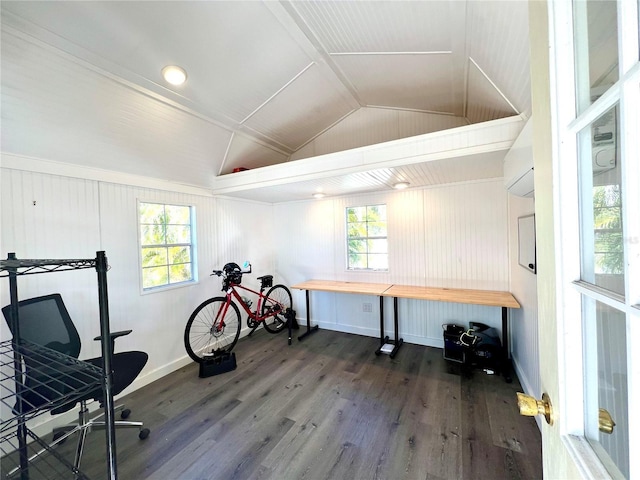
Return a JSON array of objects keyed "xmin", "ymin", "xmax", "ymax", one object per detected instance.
[{"xmin": 8, "ymin": 400, "xmax": 149, "ymax": 477}]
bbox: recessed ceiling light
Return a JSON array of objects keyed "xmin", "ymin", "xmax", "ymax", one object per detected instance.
[
  {"xmin": 162, "ymin": 65, "xmax": 187, "ymax": 86},
  {"xmin": 312, "ymin": 192, "xmax": 326, "ymax": 199},
  {"xmin": 393, "ymin": 181, "xmax": 410, "ymax": 190}
]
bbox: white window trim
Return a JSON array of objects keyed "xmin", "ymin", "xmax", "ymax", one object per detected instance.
[
  {"xmin": 345, "ymin": 203, "xmax": 389, "ymax": 272},
  {"xmin": 137, "ymin": 199, "xmax": 198, "ymax": 294}
]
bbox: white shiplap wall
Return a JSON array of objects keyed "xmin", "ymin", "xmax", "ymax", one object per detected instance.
[
  {"xmin": 275, "ymin": 178, "xmax": 510, "ymax": 347},
  {"xmin": 0, "ymin": 167, "xmax": 273, "ymax": 394},
  {"xmin": 508, "ymin": 194, "xmax": 540, "ymax": 414},
  {"xmin": 291, "ymin": 107, "xmax": 468, "ymax": 161}
]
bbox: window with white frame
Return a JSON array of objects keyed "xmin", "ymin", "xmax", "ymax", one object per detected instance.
[
  {"xmin": 138, "ymin": 202, "xmax": 196, "ymax": 290},
  {"xmin": 346, "ymin": 204, "xmax": 388, "ymax": 271},
  {"xmin": 551, "ymin": 1, "xmax": 639, "ymax": 477}
]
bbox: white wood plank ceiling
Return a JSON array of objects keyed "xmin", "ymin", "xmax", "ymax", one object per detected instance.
[{"xmin": 0, "ymin": 1, "xmax": 531, "ymax": 202}]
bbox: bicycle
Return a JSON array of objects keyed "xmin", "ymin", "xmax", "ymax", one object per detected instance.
[{"xmin": 184, "ymin": 262, "xmax": 292, "ymax": 363}]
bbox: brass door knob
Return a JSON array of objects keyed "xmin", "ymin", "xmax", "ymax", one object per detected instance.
[
  {"xmin": 599, "ymin": 408, "xmax": 615, "ymax": 434},
  {"xmin": 517, "ymin": 392, "xmax": 553, "ymax": 425}
]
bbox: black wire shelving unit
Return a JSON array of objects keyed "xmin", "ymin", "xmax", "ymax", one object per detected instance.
[{"xmin": 0, "ymin": 252, "xmax": 118, "ymax": 480}]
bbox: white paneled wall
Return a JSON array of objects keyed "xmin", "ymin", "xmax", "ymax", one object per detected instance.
[
  {"xmin": 0, "ymin": 169, "xmax": 103, "ymax": 348},
  {"xmin": 0, "ymin": 167, "xmax": 272, "ymax": 396},
  {"xmin": 275, "ymin": 179, "xmax": 510, "ymax": 347},
  {"xmin": 291, "ymin": 107, "xmax": 468, "ymax": 161},
  {"xmin": 508, "ymin": 194, "xmax": 540, "ymax": 409},
  {"xmin": 423, "ymin": 181, "xmax": 509, "ymax": 290}
]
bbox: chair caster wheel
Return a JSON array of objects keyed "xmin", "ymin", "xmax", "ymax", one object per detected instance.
[
  {"xmin": 121, "ymin": 408, "xmax": 131, "ymax": 419},
  {"xmin": 139, "ymin": 428, "xmax": 150, "ymax": 440}
]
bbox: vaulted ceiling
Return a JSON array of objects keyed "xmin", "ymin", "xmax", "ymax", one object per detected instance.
[{"xmin": 0, "ymin": 1, "xmax": 531, "ymax": 197}]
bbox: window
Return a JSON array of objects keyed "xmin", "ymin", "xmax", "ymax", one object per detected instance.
[
  {"xmin": 346, "ymin": 204, "xmax": 388, "ymax": 270},
  {"xmin": 549, "ymin": 0, "xmax": 639, "ymax": 477},
  {"xmin": 138, "ymin": 202, "xmax": 196, "ymax": 290}
]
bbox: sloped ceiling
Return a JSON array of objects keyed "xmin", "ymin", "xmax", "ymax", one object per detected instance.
[{"xmin": 0, "ymin": 1, "xmax": 530, "ymax": 197}]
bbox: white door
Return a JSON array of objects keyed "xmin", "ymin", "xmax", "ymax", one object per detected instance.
[{"xmin": 530, "ymin": 1, "xmax": 639, "ymax": 478}]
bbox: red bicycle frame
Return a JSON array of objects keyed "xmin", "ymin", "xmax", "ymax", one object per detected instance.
[{"xmin": 213, "ymin": 281, "xmax": 283, "ymax": 332}]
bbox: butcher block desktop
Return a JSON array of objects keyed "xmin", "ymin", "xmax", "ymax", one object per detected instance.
[{"xmin": 291, "ymin": 280, "xmax": 520, "ymax": 381}]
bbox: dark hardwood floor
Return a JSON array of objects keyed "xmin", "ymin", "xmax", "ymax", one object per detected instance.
[{"xmin": 35, "ymin": 328, "xmax": 542, "ymax": 479}]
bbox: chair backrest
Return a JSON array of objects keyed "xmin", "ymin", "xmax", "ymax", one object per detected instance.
[{"xmin": 2, "ymin": 293, "xmax": 82, "ymax": 359}]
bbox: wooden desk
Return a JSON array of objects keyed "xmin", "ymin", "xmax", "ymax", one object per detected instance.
[
  {"xmin": 382, "ymin": 285, "xmax": 520, "ymax": 381},
  {"xmin": 292, "ymin": 280, "xmax": 391, "ymax": 296},
  {"xmin": 383, "ymin": 285, "xmax": 520, "ymax": 309},
  {"xmin": 291, "ymin": 280, "xmax": 521, "ymax": 381},
  {"xmin": 290, "ymin": 280, "xmax": 392, "ymax": 346}
]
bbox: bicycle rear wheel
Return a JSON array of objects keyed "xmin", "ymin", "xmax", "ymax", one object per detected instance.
[
  {"xmin": 184, "ymin": 297, "xmax": 241, "ymax": 362},
  {"xmin": 261, "ymin": 285, "xmax": 292, "ymax": 334}
]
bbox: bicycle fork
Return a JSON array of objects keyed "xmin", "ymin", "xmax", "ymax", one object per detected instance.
[{"xmin": 211, "ymin": 298, "xmax": 231, "ymax": 336}]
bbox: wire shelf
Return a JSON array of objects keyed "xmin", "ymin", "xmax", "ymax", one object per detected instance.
[
  {"xmin": 0, "ymin": 258, "xmax": 97, "ymax": 277},
  {"xmin": 1, "ymin": 252, "xmax": 116, "ymax": 479},
  {"xmin": 0, "ymin": 340, "xmax": 103, "ymax": 440}
]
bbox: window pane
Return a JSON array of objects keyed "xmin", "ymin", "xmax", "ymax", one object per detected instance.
[
  {"xmin": 583, "ymin": 298, "xmax": 629, "ymax": 478},
  {"xmin": 574, "ymin": 0, "xmax": 619, "ymax": 111},
  {"xmin": 142, "ymin": 266, "xmax": 168, "ymax": 289},
  {"xmin": 139, "ymin": 203, "xmax": 165, "ymax": 224},
  {"xmin": 347, "ymin": 206, "xmax": 366, "ymax": 222},
  {"xmin": 170, "ymin": 264, "xmax": 192, "ymax": 283},
  {"xmin": 168, "ymin": 246, "xmax": 190, "ymax": 264},
  {"xmin": 166, "ymin": 225, "xmax": 191, "ymax": 244},
  {"xmin": 348, "ymin": 239, "xmax": 367, "ymax": 255},
  {"xmin": 368, "ymin": 239, "xmax": 388, "ymax": 254},
  {"xmin": 579, "ymin": 105, "xmax": 625, "ymax": 295},
  {"xmin": 165, "ymin": 205, "xmax": 190, "ymax": 224},
  {"xmin": 368, "ymin": 254, "xmax": 388, "ymax": 270},
  {"xmin": 368, "ymin": 221, "xmax": 387, "ymax": 237},
  {"xmin": 349, "ymin": 254, "xmax": 368, "ymax": 269},
  {"xmin": 348, "ymin": 222, "xmax": 367, "ymax": 238},
  {"xmin": 141, "ymin": 247, "xmax": 167, "ymax": 268},
  {"xmin": 140, "ymin": 224, "xmax": 166, "ymax": 246},
  {"xmin": 366, "ymin": 204, "xmax": 386, "ymax": 222}
]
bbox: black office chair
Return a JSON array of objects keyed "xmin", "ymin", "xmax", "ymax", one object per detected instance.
[{"xmin": 2, "ymin": 293, "xmax": 150, "ymax": 471}]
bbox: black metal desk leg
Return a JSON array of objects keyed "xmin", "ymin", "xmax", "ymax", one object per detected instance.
[
  {"xmin": 501, "ymin": 306, "xmax": 512, "ymax": 383},
  {"xmin": 375, "ymin": 295, "xmax": 389, "ymax": 355},
  {"xmin": 379, "ymin": 295, "xmax": 384, "ymax": 345},
  {"xmin": 298, "ymin": 289, "xmax": 319, "ymax": 341},
  {"xmin": 389, "ymin": 297, "xmax": 403, "ymax": 358}
]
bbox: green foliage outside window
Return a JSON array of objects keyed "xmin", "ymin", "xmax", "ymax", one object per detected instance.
[
  {"xmin": 346, "ymin": 204, "xmax": 388, "ymax": 270},
  {"xmin": 593, "ymin": 185, "xmax": 623, "ymax": 275},
  {"xmin": 139, "ymin": 202, "xmax": 195, "ymax": 289}
]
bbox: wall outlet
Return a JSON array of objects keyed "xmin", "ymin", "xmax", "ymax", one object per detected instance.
[{"xmin": 362, "ymin": 302, "xmax": 372, "ymax": 313}]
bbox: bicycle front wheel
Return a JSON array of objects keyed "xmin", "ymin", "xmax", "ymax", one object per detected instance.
[
  {"xmin": 184, "ymin": 297, "xmax": 241, "ymax": 362},
  {"xmin": 261, "ymin": 285, "xmax": 292, "ymax": 334}
]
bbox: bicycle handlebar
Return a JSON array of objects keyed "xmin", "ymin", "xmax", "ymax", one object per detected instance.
[{"xmin": 210, "ymin": 261, "xmax": 252, "ymax": 278}]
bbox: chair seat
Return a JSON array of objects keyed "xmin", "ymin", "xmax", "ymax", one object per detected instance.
[
  {"xmin": 86, "ymin": 351, "xmax": 148, "ymax": 398},
  {"xmin": 48, "ymin": 351, "xmax": 148, "ymax": 414}
]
